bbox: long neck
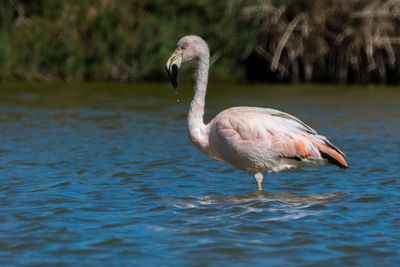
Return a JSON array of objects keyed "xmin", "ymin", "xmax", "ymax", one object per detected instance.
[{"xmin": 187, "ymin": 54, "xmax": 209, "ymax": 148}]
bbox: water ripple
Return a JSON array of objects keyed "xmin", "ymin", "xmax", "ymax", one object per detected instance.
[{"xmin": 0, "ymin": 84, "xmax": 399, "ymax": 265}]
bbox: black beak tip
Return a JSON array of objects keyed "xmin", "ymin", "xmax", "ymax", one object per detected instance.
[
  {"xmin": 171, "ymin": 80, "xmax": 178, "ymax": 89},
  {"xmin": 166, "ymin": 64, "xmax": 179, "ymax": 89}
]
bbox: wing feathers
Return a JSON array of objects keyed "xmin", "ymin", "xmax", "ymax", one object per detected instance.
[
  {"xmin": 269, "ymin": 110, "xmax": 317, "ymax": 134},
  {"xmin": 214, "ymin": 107, "xmax": 348, "ymax": 169}
]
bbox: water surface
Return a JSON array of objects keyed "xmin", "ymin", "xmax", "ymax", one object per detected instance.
[{"xmin": 0, "ymin": 83, "xmax": 399, "ymax": 266}]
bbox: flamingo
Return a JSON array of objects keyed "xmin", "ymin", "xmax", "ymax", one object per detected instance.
[{"xmin": 166, "ymin": 35, "xmax": 348, "ymax": 191}]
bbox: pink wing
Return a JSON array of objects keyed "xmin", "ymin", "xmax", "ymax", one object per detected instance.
[{"xmin": 212, "ymin": 107, "xmax": 348, "ymax": 168}]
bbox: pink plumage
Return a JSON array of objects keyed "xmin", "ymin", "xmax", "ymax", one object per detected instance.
[{"xmin": 166, "ymin": 35, "xmax": 348, "ymax": 191}]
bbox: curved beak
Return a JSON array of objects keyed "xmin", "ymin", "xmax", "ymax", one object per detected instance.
[{"xmin": 166, "ymin": 49, "xmax": 182, "ymax": 89}]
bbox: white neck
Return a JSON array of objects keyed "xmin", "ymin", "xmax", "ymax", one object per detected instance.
[{"xmin": 187, "ymin": 54, "xmax": 209, "ymax": 149}]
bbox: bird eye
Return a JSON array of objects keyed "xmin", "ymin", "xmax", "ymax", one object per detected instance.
[{"xmin": 181, "ymin": 43, "xmax": 188, "ymax": 50}]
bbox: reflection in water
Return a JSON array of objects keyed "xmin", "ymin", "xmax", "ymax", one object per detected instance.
[
  {"xmin": 187, "ymin": 191, "xmax": 348, "ymax": 206},
  {"xmin": 0, "ymin": 83, "xmax": 399, "ymax": 266},
  {"xmin": 250, "ymin": 191, "xmax": 348, "ymax": 205}
]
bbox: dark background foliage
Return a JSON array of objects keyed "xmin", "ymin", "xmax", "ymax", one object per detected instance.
[{"xmin": 1, "ymin": 0, "xmax": 400, "ymax": 83}]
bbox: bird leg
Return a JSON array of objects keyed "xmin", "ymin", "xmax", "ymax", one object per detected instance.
[
  {"xmin": 256, "ymin": 181, "xmax": 263, "ymax": 191},
  {"xmin": 254, "ymin": 173, "xmax": 264, "ymax": 191}
]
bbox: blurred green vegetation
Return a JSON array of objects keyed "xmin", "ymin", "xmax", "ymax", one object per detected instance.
[
  {"xmin": 0, "ymin": 0, "xmax": 261, "ymax": 81},
  {"xmin": 1, "ymin": 0, "xmax": 400, "ymax": 83}
]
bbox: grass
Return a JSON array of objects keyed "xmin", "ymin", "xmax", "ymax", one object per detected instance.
[{"xmin": 1, "ymin": 0, "xmax": 399, "ymax": 84}]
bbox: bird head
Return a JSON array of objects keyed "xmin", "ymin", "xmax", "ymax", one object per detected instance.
[{"xmin": 166, "ymin": 35, "xmax": 209, "ymax": 89}]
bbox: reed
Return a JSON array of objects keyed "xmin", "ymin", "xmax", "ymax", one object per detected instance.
[
  {"xmin": 247, "ymin": 0, "xmax": 400, "ymax": 83},
  {"xmin": 1, "ymin": 0, "xmax": 400, "ymax": 83}
]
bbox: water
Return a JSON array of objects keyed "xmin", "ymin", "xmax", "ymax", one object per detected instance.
[{"xmin": 0, "ymin": 83, "xmax": 399, "ymax": 266}]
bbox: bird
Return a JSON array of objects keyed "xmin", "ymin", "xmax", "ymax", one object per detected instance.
[{"xmin": 166, "ymin": 35, "xmax": 348, "ymax": 191}]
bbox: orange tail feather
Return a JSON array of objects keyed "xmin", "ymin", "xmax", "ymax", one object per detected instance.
[{"xmin": 316, "ymin": 143, "xmax": 348, "ymax": 169}]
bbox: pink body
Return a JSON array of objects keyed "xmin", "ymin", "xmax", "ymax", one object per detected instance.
[
  {"xmin": 166, "ymin": 35, "xmax": 347, "ymax": 190},
  {"xmin": 191, "ymin": 106, "xmax": 347, "ymax": 175}
]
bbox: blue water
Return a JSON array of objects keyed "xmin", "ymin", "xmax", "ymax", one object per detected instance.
[{"xmin": 0, "ymin": 83, "xmax": 399, "ymax": 266}]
